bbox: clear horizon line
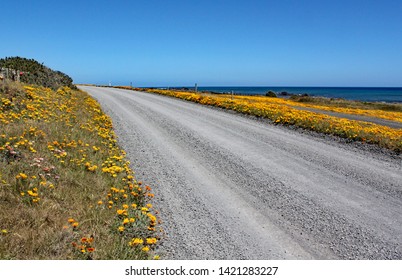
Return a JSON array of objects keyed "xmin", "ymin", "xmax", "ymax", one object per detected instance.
[{"xmin": 78, "ymin": 83, "xmax": 402, "ymax": 89}]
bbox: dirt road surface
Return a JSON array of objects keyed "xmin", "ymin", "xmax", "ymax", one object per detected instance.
[{"xmin": 80, "ymin": 86, "xmax": 402, "ymax": 260}]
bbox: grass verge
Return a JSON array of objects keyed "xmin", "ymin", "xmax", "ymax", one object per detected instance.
[
  {"xmin": 233, "ymin": 94, "xmax": 402, "ymax": 123},
  {"xmin": 0, "ymin": 81, "xmax": 159, "ymax": 259}
]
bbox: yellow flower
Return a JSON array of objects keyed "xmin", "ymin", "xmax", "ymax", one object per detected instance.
[
  {"xmin": 130, "ymin": 238, "xmax": 143, "ymax": 245},
  {"xmin": 88, "ymin": 165, "xmax": 98, "ymax": 172},
  {"xmin": 19, "ymin": 173, "xmax": 28, "ymax": 180},
  {"xmin": 123, "ymin": 218, "xmax": 129, "ymax": 225},
  {"xmin": 97, "ymin": 200, "xmax": 103, "ymax": 205},
  {"xmin": 146, "ymin": 238, "xmax": 157, "ymax": 245},
  {"xmin": 116, "ymin": 209, "xmax": 124, "ymax": 215},
  {"xmin": 1, "ymin": 229, "xmax": 8, "ymax": 234},
  {"xmin": 118, "ymin": 226, "xmax": 125, "ymax": 232},
  {"xmin": 147, "ymin": 213, "xmax": 157, "ymax": 222},
  {"xmin": 27, "ymin": 190, "xmax": 38, "ymax": 197},
  {"xmin": 142, "ymin": 246, "xmax": 150, "ymax": 252},
  {"xmin": 68, "ymin": 218, "xmax": 75, "ymax": 223},
  {"xmin": 129, "ymin": 218, "xmax": 135, "ymax": 223}
]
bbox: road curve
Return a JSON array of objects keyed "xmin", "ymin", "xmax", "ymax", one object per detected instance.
[{"xmin": 80, "ymin": 86, "xmax": 402, "ymax": 260}]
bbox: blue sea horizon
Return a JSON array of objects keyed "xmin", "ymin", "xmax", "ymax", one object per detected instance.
[{"xmin": 160, "ymin": 86, "xmax": 402, "ymax": 103}]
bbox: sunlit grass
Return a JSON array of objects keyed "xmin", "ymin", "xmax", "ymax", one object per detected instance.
[
  {"xmin": 0, "ymin": 81, "xmax": 159, "ymax": 259},
  {"xmin": 225, "ymin": 94, "xmax": 402, "ymax": 123}
]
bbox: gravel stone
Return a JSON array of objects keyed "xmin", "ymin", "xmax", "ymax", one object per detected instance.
[{"xmin": 80, "ymin": 86, "xmax": 402, "ymax": 260}]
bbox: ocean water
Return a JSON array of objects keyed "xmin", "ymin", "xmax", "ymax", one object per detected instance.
[{"xmin": 192, "ymin": 87, "xmax": 402, "ymax": 103}]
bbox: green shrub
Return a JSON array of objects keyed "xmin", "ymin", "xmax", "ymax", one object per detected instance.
[
  {"xmin": 265, "ymin": 90, "xmax": 277, "ymax": 97},
  {"xmin": 0, "ymin": 56, "xmax": 75, "ymax": 90}
]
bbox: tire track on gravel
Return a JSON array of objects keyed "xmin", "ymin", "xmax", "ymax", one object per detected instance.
[{"xmin": 80, "ymin": 86, "xmax": 402, "ymax": 259}]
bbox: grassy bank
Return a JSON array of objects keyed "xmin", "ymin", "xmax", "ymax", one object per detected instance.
[
  {"xmin": 0, "ymin": 81, "xmax": 159, "ymax": 259},
  {"xmin": 139, "ymin": 88, "xmax": 401, "ymax": 153},
  {"xmin": 230, "ymin": 94, "xmax": 402, "ymax": 123}
]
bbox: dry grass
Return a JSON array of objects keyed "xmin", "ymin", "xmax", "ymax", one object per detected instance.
[{"xmin": 0, "ymin": 81, "xmax": 159, "ymax": 259}]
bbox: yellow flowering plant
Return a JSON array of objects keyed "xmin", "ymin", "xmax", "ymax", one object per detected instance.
[{"xmin": 0, "ymin": 81, "xmax": 159, "ymax": 259}]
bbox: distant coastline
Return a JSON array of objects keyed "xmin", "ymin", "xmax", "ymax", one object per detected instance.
[{"xmin": 156, "ymin": 86, "xmax": 402, "ymax": 103}]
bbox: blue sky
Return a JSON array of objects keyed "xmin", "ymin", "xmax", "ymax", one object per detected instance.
[{"xmin": 1, "ymin": 0, "xmax": 402, "ymax": 86}]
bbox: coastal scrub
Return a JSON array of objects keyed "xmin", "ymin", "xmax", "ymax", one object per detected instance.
[{"xmin": 0, "ymin": 81, "xmax": 159, "ymax": 259}]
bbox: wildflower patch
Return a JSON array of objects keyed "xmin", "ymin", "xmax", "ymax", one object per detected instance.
[{"xmin": 0, "ymin": 81, "xmax": 159, "ymax": 259}]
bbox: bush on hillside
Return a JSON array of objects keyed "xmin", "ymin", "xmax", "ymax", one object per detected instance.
[
  {"xmin": 265, "ymin": 90, "xmax": 277, "ymax": 97},
  {"xmin": 0, "ymin": 56, "xmax": 76, "ymax": 90}
]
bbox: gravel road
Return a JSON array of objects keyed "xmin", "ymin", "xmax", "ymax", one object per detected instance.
[{"xmin": 80, "ymin": 86, "xmax": 402, "ymax": 260}]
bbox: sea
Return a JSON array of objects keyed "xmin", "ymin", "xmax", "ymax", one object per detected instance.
[{"xmin": 186, "ymin": 87, "xmax": 402, "ymax": 103}]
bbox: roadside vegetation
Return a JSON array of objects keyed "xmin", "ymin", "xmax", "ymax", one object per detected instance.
[
  {"xmin": 234, "ymin": 94, "xmax": 402, "ymax": 123},
  {"xmin": 139, "ymin": 88, "xmax": 402, "ymax": 153},
  {"xmin": 0, "ymin": 80, "xmax": 159, "ymax": 259},
  {"xmin": 0, "ymin": 57, "xmax": 75, "ymax": 90}
]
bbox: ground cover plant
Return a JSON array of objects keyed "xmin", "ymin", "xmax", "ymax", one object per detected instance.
[
  {"xmin": 0, "ymin": 81, "xmax": 159, "ymax": 259},
  {"xmin": 232, "ymin": 94, "xmax": 402, "ymax": 123}
]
